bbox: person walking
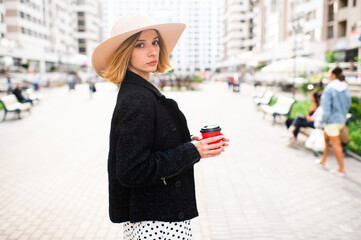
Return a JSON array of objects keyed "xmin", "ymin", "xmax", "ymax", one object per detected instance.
[
  {"xmin": 91, "ymin": 12, "xmax": 229, "ymax": 239},
  {"xmin": 317, "ymin": 67, "xmax": 351, "ymax": 176}
]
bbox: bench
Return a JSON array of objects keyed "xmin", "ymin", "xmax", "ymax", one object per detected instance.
[
  {"xmin": 254, "ymin": 90, "xmax": 274, "ymax": 108},
  {"xmin": 25, "ymin": 89, "xmax": 42, "ymax": 104},
  {"xmin": 299, "ymin": 114, "xmax": 356, "ymax": 157},
  {"xmin": 253, "ymin": 87, "xmax": 266, "ymax": 99},
  {"xmin": 0, "ymin": 94, "xmax": 31, "ymax": 121},
  {"xmin": 260, "ymin": 95, "xmax": 295, "ymax": 124},
  {"xmin": 299, "ymin": 113, "xmax": 356, "ymax": 138}
]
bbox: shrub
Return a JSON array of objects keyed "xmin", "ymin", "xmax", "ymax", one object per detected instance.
[
  {"xmin": 351, "ymin": 96, "xmax": 361, "ymax": 105},
  {"xmin": 347, "ymin": 120, "xmax": 361, "ymax": 156},
  {"xmin": 190, "ymin": 75, "xmax": 203, "ymax": 83},
  {"xmin": 290, "ymin": 100, "xmax": 312, "ymax": 119},
  {"xmin": 349, "ymin": 103, "xmax": 361, "ymax": 120}
]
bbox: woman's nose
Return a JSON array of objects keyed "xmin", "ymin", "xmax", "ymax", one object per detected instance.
[{"xmin": 148, "ymin": 45, "xmax": 157, "ymax": 56}]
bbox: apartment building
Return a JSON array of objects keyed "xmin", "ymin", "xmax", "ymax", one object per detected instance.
[
  {"xmin": 248, "ymin": 0, "xmax": 326, "ymax": 66},
  {"xmin": 102, "ymin": 0, "xmax": 222, "ymax": 75},
  {"xmin": 75, "ymin": 0, "xmax": 103, "ymax": 69},
  {"xmin": 324, "ymin": 0, "xmax": 361, "ymax": 66},
  {"xmin": 0, "ymin": 0, "xmax": 102, "ymax": 73},
  {"xmin": 219, "ymin": 0, "xmax": 257, "ymax": 71}
]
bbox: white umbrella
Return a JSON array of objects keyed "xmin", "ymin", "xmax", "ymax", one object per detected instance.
[{"xmin": 261, "ymin": 57, "xmax": 326, "ymax": 73}]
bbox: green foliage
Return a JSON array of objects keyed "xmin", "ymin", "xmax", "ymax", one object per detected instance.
[
  {"xmin": 255, "ymin": 64, "xmax": 266, "ymax": 71},
  {"xmin": 347, "ymin": 120, "xmax": 361, "ymax": 156},
  {"xmin": 299, "ymin": 81, "xmax": 314, "ymax": 96},
  {"xmin": 322, "ymin": 66, "xmax": 330, "ymax": 73},
  {"xmin": 326, "ymin": 51, "xmax": 337, "ymax": 63},
  {"xmin": 351, "ymin": 96, "xmax": 361, "ymax": 105},
  {"xmin": 0, "ymin": 103, "xmax": 3, "ymax": 111},
  {"xmin": 290, "ymin": 100, "xmax": 312, "ymax": 119},
  {"xmin": 21, "ymin": 63, "xmax": 29, "ymax": 69},
  {"xmin": 190, "ymin": 75, "xmax": 203, "ymax": 83},
  {"xmin": 269, "ymin": 97, "xmax": 278, "ymax": 106},
  {"xmin": 349, "ymin": 103, "xmax": 361, "ymax": 120},
  {"xmin": 50, "ymin": 65, "xmax": 57, "ymax": 72}
]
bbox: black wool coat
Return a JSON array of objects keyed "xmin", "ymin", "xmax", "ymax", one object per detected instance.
[{"xmin": 108, "ymin": 71, "xmax": 201, "ymax": 223}]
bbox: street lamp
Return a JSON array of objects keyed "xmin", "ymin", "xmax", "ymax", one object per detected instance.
[{"xmin": 292, "ymin": 14, "xmax": 303, "ymax": 99}]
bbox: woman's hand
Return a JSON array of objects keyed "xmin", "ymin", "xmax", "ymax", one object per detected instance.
[{"xmin": 191, "ymin": 135, "xmax": 229, "ymax": 159}]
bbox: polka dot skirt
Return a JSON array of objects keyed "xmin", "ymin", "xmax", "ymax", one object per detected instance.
[{"xmin": 123, "ymin": 220, "xmax": 192, "ymax": 240}]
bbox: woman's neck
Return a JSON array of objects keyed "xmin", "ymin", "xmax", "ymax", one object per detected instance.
[{"xmin": 128, "ymin": 67, "xmax": 150, "ymax": 81}]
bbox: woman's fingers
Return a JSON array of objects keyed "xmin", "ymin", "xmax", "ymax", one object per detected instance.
[
  {"xmin": 202, "ymin": 135, "xmax": 225, "ymax": 144},
  {"xmin": 191, "ymin": 135, "xmax": 202, "ymax": 141},
  {"xmin": 192, "ymin": 135, "xmax": 230, "ymax": 159},
  {"xmin": 204, "ymin": 146, "xmax": 224, "ymax": 157}
]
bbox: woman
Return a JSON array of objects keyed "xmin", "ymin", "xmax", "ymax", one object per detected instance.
[
  {"xmin": 317, "ymin": 67, "xmax": 351, "ymax": 176},
  {"xmin": 286, "ymin": 91, "xmax": 321, "ymax": 147},
  {"xmin": 91, "ymin": 13, "xmax": 229, "ymax": 239}
]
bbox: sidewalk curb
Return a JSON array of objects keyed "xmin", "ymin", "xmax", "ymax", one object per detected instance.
[{"xmin": 348, "ymin": 150, "xmax": 361, "ymax": 162}]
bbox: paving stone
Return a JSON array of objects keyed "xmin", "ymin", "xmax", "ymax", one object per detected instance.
[{"xmin": 1, "ymin": 82, "xmax": 361, "ymax": 239}]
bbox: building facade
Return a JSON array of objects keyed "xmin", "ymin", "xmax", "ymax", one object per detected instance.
[
  {"xmin": 75, "ymin": 0, "xmax": 103, "ymax": 70},
  {"xmin": 0, "ymin": 0, "xmax": 102, "ymax": 74},
  {"xmin": 219, "ymin": 0, "xmax": 258, "ymax": 71},
  {"xmin": 324, "ymin": 0, "xmax": 361, "ymax": 69},
  {"xmin": 220, "ymin": 0, "xmax": 327, "ymax": 72}
]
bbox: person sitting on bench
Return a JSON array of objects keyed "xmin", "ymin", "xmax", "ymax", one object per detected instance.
[
  {"xmin": 286, "ymin": 91, "xmax": 321, "ymax": 147},
  {"xmin": 13, "ymin": 83, "xmax": 33, "ymax": 106}
]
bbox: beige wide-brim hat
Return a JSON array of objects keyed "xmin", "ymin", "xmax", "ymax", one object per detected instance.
[{"xmin": 91, "ymin": 12, "xmax": 186, "ymax": 77}]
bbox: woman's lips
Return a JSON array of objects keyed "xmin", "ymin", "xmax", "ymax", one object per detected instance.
[{"xmin": 147, "ymin": 60, "xmax": 158, "ymax": 66}]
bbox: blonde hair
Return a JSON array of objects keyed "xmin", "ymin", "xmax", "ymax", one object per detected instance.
[{"xmin": 103, "ymin": 30, "xmax": 172, "ymax": 85}]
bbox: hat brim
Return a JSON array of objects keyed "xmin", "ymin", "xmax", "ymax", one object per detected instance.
[{"xmin": 91, "ymin": 22, "xmax": 186, "ymax": 77}]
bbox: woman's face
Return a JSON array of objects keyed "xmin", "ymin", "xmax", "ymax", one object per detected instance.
[{"xmin": 129, "ymin": 29, "xmax": 160, "ymax": 78}]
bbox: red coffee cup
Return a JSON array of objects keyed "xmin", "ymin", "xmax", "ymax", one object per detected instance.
[{"xmin": 200, "ymin": 125, "xmax": 222, "ymax": 144}]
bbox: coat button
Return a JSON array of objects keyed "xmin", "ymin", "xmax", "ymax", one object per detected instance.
[
  {"xmin": 175, "ymin": 181, "xmax": 181, "ymax": 188},
  {"xmin": 169, "ymin": 124, "xmax": 177, "ymax": 132},
  {"xmin": 178, "ymin": 212, "xmax": 185, "ymax": 220}
]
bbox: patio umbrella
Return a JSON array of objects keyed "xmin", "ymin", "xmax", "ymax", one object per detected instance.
[{"xmin": 261, "ymin": 57, "xmax": 326, "ymax": 73}]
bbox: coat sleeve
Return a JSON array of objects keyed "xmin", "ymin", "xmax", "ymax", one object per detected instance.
[{"xmin": 114, "ymin": 94, "xmax": 201, "ymax": 187}]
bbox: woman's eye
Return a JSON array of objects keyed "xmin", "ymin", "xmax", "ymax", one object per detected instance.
[
  {"xmin": 135, "ymin": 43, "xmax": 144, "ymax": 48},
  {"xmin": 153, "ymin": 40, "xmax": 159, "ymax": 45}
]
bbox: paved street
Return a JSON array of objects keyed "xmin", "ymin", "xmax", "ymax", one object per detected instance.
[{"xmin": 1, "ymin": 81, "xmax": 361, "ymax": 240}]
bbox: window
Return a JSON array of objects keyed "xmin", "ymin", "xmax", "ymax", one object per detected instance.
[
  {"xmin": 79, "ymin": 47, "xmax": 86, "ymax": 53},
  {"xmin": 339, "ymin": 0, "xmax": 348, "ymax": 8},
  {"xmin": 327, "ymin": 26, "xmax": 334, "ymax": 39},
  {"xmin": 338, "ymin": 20, "xmax": 347, "ymax": 37},
  {"xmin": 78, "ymin": 39, "xmax": 86, "ymax": 44},
  {"xmin": 78, "ymin": 20, "xmax": 85, "ymax": 26},
  {"xmin": 328, "ymin": 4, "xmax": 334, "ymax": 22},
  {"xmin": 353, "ymin": 0, "xmax": 357, "ymax": 6},
  {"xmin": 21, "ymin": 27, "xmax": 25, "ymax": 33},
  {"xmin": 77, "ymin": 12, "xmax": 84, "ymax": 17},
  {"xmin": 20, "ymin": 12, "xmax": 24, "ymax": 18}
]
